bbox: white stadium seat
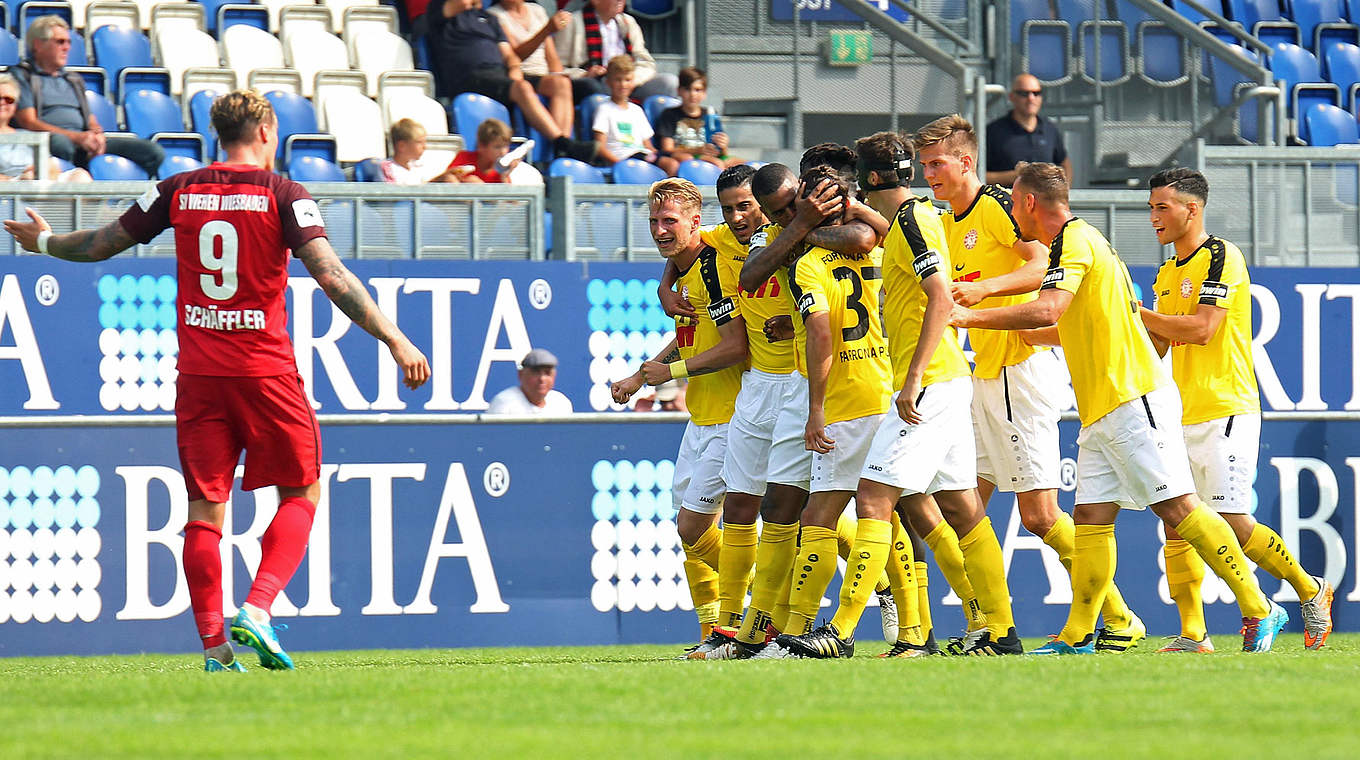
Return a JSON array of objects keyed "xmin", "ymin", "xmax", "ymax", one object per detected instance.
[
  {"xmin": 156, "ymin": 28, "xmax": 219, "ymax": 95},
  {"xmin": 221, "ymin": 24, "xmax": 284, "ymax": 92},
  {"xmin": 383, "ymin": 90, "xmax": 448, "ymax": 136},
  {"xmin": 352, "ymin": 29, "xmax": 412, "ymax": 96},
  {"xmin": 321, "ymin": 88, "xmax": 384, "ymax": 162},
  {"xmin": 284, "ymin": 25, "xmax": 349, "ymax": 97}
]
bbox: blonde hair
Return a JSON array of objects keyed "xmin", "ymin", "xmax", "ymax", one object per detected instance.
[
  {"xmin": 606, "ymin": 54, "xmax": 635, "ymax": 77},
  {"xmin": 912, "ymin": 113, "xmax": 978, "ymax": 159},
  {"xmin": 476, "ymin": 117, "xmax": 511, "ymax": 146},
  {"xmin": 0, "ymin": 73, "xmax": 18, "ymax": 96},
  {"xmin": 1015, "ymin": 161, "xmax": 1069, "ymax": 206},
  {"xmin": 649, "ymin": 178, "xmax": 703, "ymax": 215},
  {"xmin": 210, "ymin": 89, "xmax": 275, "ymax": 147},
  {"xmin": 390, "ymin": 117, "xmax": 425, "ymax": 144}
]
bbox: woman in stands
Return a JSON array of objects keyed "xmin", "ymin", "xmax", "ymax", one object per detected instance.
[
  {"xmin": 487, "ymin": 0, "xmax": 577, "ymax": 137},
  {"xmin": 0, "ymin": 74, "xmax": 89, "ymax": 182}
]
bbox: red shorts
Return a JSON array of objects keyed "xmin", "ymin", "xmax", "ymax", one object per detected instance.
[{"xmin": 175, "ymin": 373, "xmax": 321, "ymax": 502}]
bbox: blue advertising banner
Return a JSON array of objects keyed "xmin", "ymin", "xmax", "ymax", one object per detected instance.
[{"xmin": 770, "ymin": 0, "xmax": 910, "ymax": 23}]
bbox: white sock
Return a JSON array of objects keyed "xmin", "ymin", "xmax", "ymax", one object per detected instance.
[{"xmin": 241, "ymin": 602, "xmax": 270, "ymax": 625}]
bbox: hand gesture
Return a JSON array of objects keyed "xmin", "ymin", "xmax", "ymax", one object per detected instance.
[
  {"xmin": 794, "ymin": 179, "xmax": 842, "ymax": 228},
  {"xmin": 804, "ymin": 408, "xmax": 835, "ymax": 453},
  {"xmin": 763, "ymin": 315, "xmax": 794, "ymax": 342},
  {"xmin": 611, "ymin": 374, "xmax": 644, "ymax": 404},
  {"xmin": 949, "ymin": 303, "xmax": 976, "ymax": 328},
  {"xmin": 658, "ymin": 285, "xmax": 695, "ymax": 319},
  {"xmin": 950, "ymin": 280, "xmax": 987, "ymax": 307},
  {"xmin": 3, "ymin": 207, "xmax": 52, "ymax": 253},
  {"xmin": 640, "ymin": 360, "xmax": 672, "ymax": 386}
]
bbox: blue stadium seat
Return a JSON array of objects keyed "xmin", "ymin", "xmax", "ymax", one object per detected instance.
[
  {"xmin": 1349, "ymin": 0, "xmax": 1360, "ymax": 21},
  {"xmin": 71, "ymin": 65, "xmax": 105, "ymax": 95},
  {"xmin": 628, "ymin": 0, "xmax": 676, "ymax": 19},
  {"xmin": 66, "ymin": 29, "xmax": 85, "ymax": 65},
  {"xmin": 1170, "ymin": 0, "xmax": 1214, "ymax": 25},
  {"xmin": 643, "ymin": 95, "xmax": 679, "ymax": 126},
  {"xmin": 218, "ymin": 3, "xmax": 268, "ymax": 33},
  {"xmin": 197, "ymin": 0, "xmax": 235, "ymax": 33},
  {"xmin": 1139, "ymin": 23, "xmax": 1190, "ymax": 87},
  {"xmin": 0, "ymin": 29, "xmax": 16, "ymax": 67},
  {"xmin": 264, "ymin": 90, "xmax": 325, "ymax": 161},
  {"xmin": 1079, "ymin": 21, "xmax": 1130, "ymax": 85},
  {"xmin": 549, "ymin": 157, "xmax": 607, "ymax": 184},
  {"xmin": 1056, "ymin": 0, "xmax": 1096, "ymax": 24},
  {"xmin": 18, "ymin": 2, "xmax": 72, "ymax": 40},
  {"xmin": 91, "ymin": 26, "xmax": 169, "ymax": 101},
  {"xmin": 1010, "ymin": 0, "xmax": 1052, "ymax": 41},
  {"xmin": 452, "ymin": 92, "xmax": 511, "ymax": 149},
  {"xmin": 1114, "ymin": 0, "xmax": 1154, "ymax": 25},
  {"xmin": 124, "ymin": 89, "xmax": 205, "ymax": 161},
  {"xmin": 1304, "ymin": 101, "xmax": 1360, "ymax": 143},
  {"xmin": 577, "ymin": 93, "xmax": 611, "ymax": 140},
  {"xmin": 159, "ymin": 154, "xmax": 203, "ymax": 178},
  {"xmin": 1227, "ymin": 0, "xmax": 1302, "ymax": 47},
  {"xmin": 1271, "ymin": 42, "xmax": 1340, "ymax": 118},
  {"xmin": 84, "ymin": 88, "xmax": 119, "ymax": 131},
  {"xmin": 612, "ymin": 157, "xmax": 666, "ymax": 185},
  {"xmin": 1323, "ymin": 41, "xmax": 1360, "ymax": 109},
  {"xmin": 1211, "ymin": 41, "xmax": 1259, "ymax": 107},
  {"xmin": 188, "ymin": 89, "xmax": 221, "ymax": 160},
  {"xmin": 1294, "ymin": 0, "xmax": 1360, "ymax": 51},
  {"xmin": 87, "ymin": 154, "xmax": 148, "ymax": 180},
  {"xmin": 676, "ymin": 159, "xmax": 720, "ymax": 186},
  {"xmin": 354, "ymin": 158, "xmax": 385, "ymax": 182},
  {"xmin": 1021, "ymin": 21, "xmax": 1072, "ymax": 85},
  {"xmin": 288, "ymin": 155, "xmax": 346, "ymax": 182}
]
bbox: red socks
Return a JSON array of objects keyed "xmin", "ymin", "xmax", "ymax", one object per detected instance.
[
  {"xmin": 244, "ymin": 497, "xmax": 317, "ymax": 612},
  {"xmin": 184, "ymin": 520, "xmax": 225, "ymax": 648}
]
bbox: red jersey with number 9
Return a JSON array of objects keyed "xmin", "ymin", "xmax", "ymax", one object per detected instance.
[{"xmin": 119, "ymin": 163, "xmax": 328, "ymax": 377}]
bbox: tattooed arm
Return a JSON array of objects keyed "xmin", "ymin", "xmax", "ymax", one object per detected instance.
[
  {"xmin": 4, "ymin": 210, "xmax": 136, "ymax": 262},
  {"xmin": 296, "ymin": 237, "xmax": 431, "ymax": 389},
  {"xmin": 612, "ymin": 336, "xmax": 679, "ymax": 404}
]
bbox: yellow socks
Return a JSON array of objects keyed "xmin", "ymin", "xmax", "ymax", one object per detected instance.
[
  {"xmin": 880, "ymin": 515, "xmax": 922, "ymax": 644},
  {"xmin": 682, "ymin": 524, "xmax": 722, "ymax": 632},
  {"xmin": 1243, "ymin": 523, "xmax": 1320, "ymax": 600},
  {"xmin": 736, "ymin": 521, "xmax": 799, "ymax": 644},
  {"xmin": 1056, "ymin": 524, "xmax": 1115, "ymax": 644},
  {"xmin": 829, "ymin": 518, "xmax": 892, "ymax": 636},
  {"xmin": 1164, "ymin": 538, "xmax": 1207, "ymax": 640},
  {"xmin": 1044, "ymin": 514, "xmax": 1134, "ymax": 629},
  {"xmin": 839, "ymin": 512, "xmax": 890, "ymax": 594},
  {"xmin": 958, "ymin": 518, "xmax": 1015, "ymax": 637},
  {"xmin": 914, "ymin": 560, "xmax": 933, "ymax": 640},
  {"xmin": 1174, "ymin": 506, "xmax": 1269, "ymax": 618},
  {"xmin": 785, "ymin": 526, "xmax": 838, "ymax": 636},
  {"xmin": 716, "ymin": 522, "xmax": 759, "ymax": 629},
  {"xmin": 923, "ymin": 521, "xmax": 985, "ymax": 631}
]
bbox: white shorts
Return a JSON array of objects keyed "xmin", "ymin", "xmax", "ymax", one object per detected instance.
[
  {"xmin": 672, "ymin": 421, "xmax": 728, "ymax": 515},
  {"xmin": 861, "ymin": 376, "xmax": 977, "ymax": 496},
  {"xmin": 973, "ymin": 351, "xmax": 1064, "ymax": 493},
  {"xmin": 1184, "ymin": 412, "xmax": 1260, "ymax": 514},
  {"xmin": 810, "ymin": 413, "xmax": 885, "ymax": 493},
  {"xmin": 1074, "ymin": 383, "xmax": 1196, "ymax": 510},
  {"xmin": 722, "ymin": 370, "xmax": 811, "ymax": 495}
]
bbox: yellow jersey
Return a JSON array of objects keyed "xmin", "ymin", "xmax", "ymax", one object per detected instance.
[
  {"xmin": 788, "ymin": 244, "xmax": 892, "ymax": 424},
  {"xmin": 881, "ymin": 196, "xmax": 970, "ymax": 390},
  {"xmin": 703, "ymin": 223, "xmax": 796, "ymax": 375},
  {"xmin": 1041, "ymin": 217, "xmax": 1166, "ymax": 427},
  {"xmin": 673, "ymin": 242, "xmax": 744, "ymax": 426},
  {"xmin": 947, "ymin": 184, "xmax": 1049, "ymax": 379},
  {"xmin": 747, "ymin": 222, "xmax": 807, "ymax": 375},
  {"xmin": 1152, "ymin": 235, "xmax": 1259, "ymax": 424}
]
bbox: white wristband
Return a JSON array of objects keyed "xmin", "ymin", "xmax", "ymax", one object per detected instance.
[{"xmin": 36, "ymin": 230, "xmax": 51, "ymax": 255}]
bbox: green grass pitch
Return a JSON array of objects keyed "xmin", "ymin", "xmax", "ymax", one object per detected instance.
[{"xmin": 2, "ymin": 634, "xmax": 1358, "ymax": 759}]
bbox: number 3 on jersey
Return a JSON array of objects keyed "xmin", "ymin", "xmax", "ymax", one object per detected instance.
[
  {"xmin": 833, "ymin": 264, "xmax": 882, "ymax": 342},
  {"xmin": 199, "ymin": 219, "xmax": 239, "ymax": 300}
]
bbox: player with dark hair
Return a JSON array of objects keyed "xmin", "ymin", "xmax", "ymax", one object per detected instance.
[
  {"xmin": 951, "ymin": 162, "xmax": 1286, "ymax": 654},
  {"xmin": 799, "ymin": 142, "xmax": 859, "ymax": 187},
  {"xmin": 1141, "ymin": 167, "xmax": 1332, "ymax": 652},
  {"xmin": 4, "ymin": 89, "xmax": 431, "ymax": 672}
]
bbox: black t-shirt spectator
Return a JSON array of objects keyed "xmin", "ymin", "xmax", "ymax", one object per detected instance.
[
  {"xmin": 985, "ymin": 113, "xmax": 1067, "ymax": 173},
  {"xmin": 426, "ymin": 5, "xmax": 506, "ymax": 93}
]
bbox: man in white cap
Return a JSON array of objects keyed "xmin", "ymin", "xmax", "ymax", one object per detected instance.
[{"xmin": 487, "ymin": 348, "xmax": 574, "ymax": 414}]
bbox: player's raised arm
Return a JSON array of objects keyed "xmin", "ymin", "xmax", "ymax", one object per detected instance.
[
  {"xmin": 295, "ymin": 237, "xmax": 430, "ymax": 390},
  {"xmin": 4, "ymin": 208, "xmax": 137, "ymax": 262}
]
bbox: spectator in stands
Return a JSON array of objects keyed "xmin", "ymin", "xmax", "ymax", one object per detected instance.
[
  {"xmin": 0, "ymin": 73, "xmax": 90, "ymax": 182},
  {"xmin": 655, "ymin": 67, "xmax": 736, "ymax": 168},
  {"xmin": 381, "ymin": 118, "xmax": 460, "ymax": 184},
  {"xmin": 486, "ymin": 348, "xmax": 574, "ymax": 414},
  {"xmin": 426, "ymin": 0, "xmax": 596, "ymax": 163},
  {"xmin": 632, "ymin": 379, "xmax": 685, "ymax": 412},
  {"xmin": 487, "ymin": 0, "xmax": 577, "ymax": 137},
  {"xmin": 556, "ymin": 0, "xmax": 678, "ymax": 102},
  {"xmin": 984, "ymin": 73, "xmax": 1071, "ymax": 186},
  {"xmin": 447, "ymin": 117, "xmax": 543, "ymax": 184},
  {"xmin": 13, "ymin": 17, "xmax": 164, "ymax": 178},
  {"xmin": 593, "ymin": 56, "xmax": 676, "ymax": 173}
]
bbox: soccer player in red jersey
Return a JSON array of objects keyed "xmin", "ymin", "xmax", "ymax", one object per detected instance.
[{"xmin": 4, "ymin": 90, "xmax": 431, "ymax": 671}]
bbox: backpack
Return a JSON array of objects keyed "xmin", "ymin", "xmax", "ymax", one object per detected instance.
[{"xmin": 12, "ymin": 59, "xmax": 92, "ymax": 129}]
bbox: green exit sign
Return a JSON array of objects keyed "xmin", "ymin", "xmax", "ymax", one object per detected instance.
[{"xmin": 827, "ymin": 30, "xmax": 873, "ymax": 66}]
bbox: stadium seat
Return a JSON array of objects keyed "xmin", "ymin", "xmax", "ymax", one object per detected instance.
[
  {"xmin": 216, "ymin": 3, "xmax": 269, "ymax": 33},
  {"xmin": 85, "ymin": 88, "xmax": 120, "ymax": 131},
  {"xmin": 283, "ymin": 24, "xmax": 349, "ymax": 97},
  {"xmin": 188, "ymin": 88, "xmax": 220, "ymax": 159},
  {"xmin": 1078, "ymin": 20, "xmax": 1131, "ymax": 85},
  {"xmin": 288, "ymin": 154, "xmax": 345, "ymax": 181},
  {"xmin": 1226, "ymin": 0, "xmax": 1301, "ymax": 47},
  {"xmin": 354, "ymin": 157, "xmax": 384, "ymax": 181},
  {"xmin": 192, "ymin": 0, "xmax": 232, "ymax": 32},
  {"xmin": 253, "ymin": 0, "xmax": 293, "ymax": 31},
  {"xmin": 341, "ymin": 4, "xmax": 397, "ymax": 54},
  {"xmin": 323, "ymin": 0, "xmax": 377, "ymax": 33},
  {"xmin": 222, "ymin": 24, "xmax": 284, "ymax": 92},
  {"xmin": 155, "ymin": 27, "xmax": 219, "ymax": 95},
  {"xmin": 1021, "ymin": 21, "xmax": 1072, "ymax": 86},
  {"xmin": 1170, "ymin": 0, "xmax": 1213, "ymax": 24},
  {"xmin": 70, "ymin": 63, "xmax": 106, "ymax": 94},
  {"xmin": 181, "ymin": 68, "xmax": 236, "ymax": 104},
  {"xmin": 84, "ymin": 0, "xmax": 139, "ymax": 33},
  {"xmin": 549, "ymin": 157, "xmax": 607, "ymax": 184},
  {"xmin": 1113, "ymin": 0, "xmax": 1154, "ymax": 25},
  {"xmin": 123, "ymin": 88, "xmax": 205, "ymax": 160},
  {"xmin": 612, "ymin": 157, "xmax": 666, "ymax": 185},
  {"xmin": 1304, "ymin": 101, "xmax": 1360, "ymax": 143},
  {"xmin": 1323, "ymin": 41, "xmax": 1360, "ymax": 109},
  {"xmin": 264, "ymin": 89, "xmax": 336, "ymax": 164},
  {"xmin": 1055, "ymin": 0, "xmax": 1096, "ymax": 24},
  {"xmin": 676, "ymin": 159, "xmax": 720, "ymax": 185},
  {"xmin": 18, "ymin": 2, "xmax": 73, "ymax": 44},
  {"xmin": 149, "ymin": 2, "xmax": 203, "ymax": 36},
  {"xmin": 628, "ymin": 0, "xmax": 676, "ymax": 20},
  {"xmin": 158, "ymin": 153, "xmax": 202, "ymax": 177},
  {"xmin": 67, "ymin": 29, "xmax": 86, "ymax": 65},
  {"xmin": 1010, "ymin": 0, "xmax": 1052, "ymax": 42},
  {"xmin": 352, "ymin": 28, "xmax": 412, "ymax": 96},
  {"xmin": 313, "ymin": 69, "xmax": 368, "ymax": 129},
  {"xmin": 87, "ymin": 153, "xmax": 148, "ymax": 180},
  {"xmin": 320, "ymin": 88, "xmax": 384, "ymax": 162},
  {"xmin": 1293, "ymin": 0, "xmax": 1360, "ymax": 51},
  {"xmin": 1271, "ymin": 43, "xmax": 1340, "ymax": 118},
  {"xmin": 642, "ymin": 94, "xmax": 679, "ymax": 126},
  {"xmin": 577, "ymin": 92, "xmax": 611, "ymax": 139},
  {"xmin": 278, "ymin": 3, "xmax": 331, "ymax": 41},
  {"xmin": 91, "ymin": 25, "xmax": 169, "ymax": 100},
  {"xmin": 1138, "ymin": 23, "xmax": 1190, "ymax": 87},
  {"xmin": 384, "ymin": 89, "xmax": 448, "ymax": 136},
  {"xmin": 452, "ymin": 92, "xmax": 511, "ymax": 149},
  {"xmin": 0, "ymin": 29, "xmax": 16, "ymax": 67}
]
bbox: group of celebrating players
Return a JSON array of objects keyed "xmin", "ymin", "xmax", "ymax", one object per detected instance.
[{"xmin": 611, "ymin": 114, "xmax": 1336, "ymax": 658}]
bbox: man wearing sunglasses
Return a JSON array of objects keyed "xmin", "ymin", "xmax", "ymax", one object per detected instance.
[
  {"xmin": 12, "ymin": 16, "xmax": 164, "ymax": 178},
  {"xmin": 984, "ymin": 73, "xmax": 1071, "ymax": 187}
]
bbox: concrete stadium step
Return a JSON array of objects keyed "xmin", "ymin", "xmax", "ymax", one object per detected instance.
[{"xmin": 1096, "ymin": 119, "xmax": 1194, "ymax": 172}]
